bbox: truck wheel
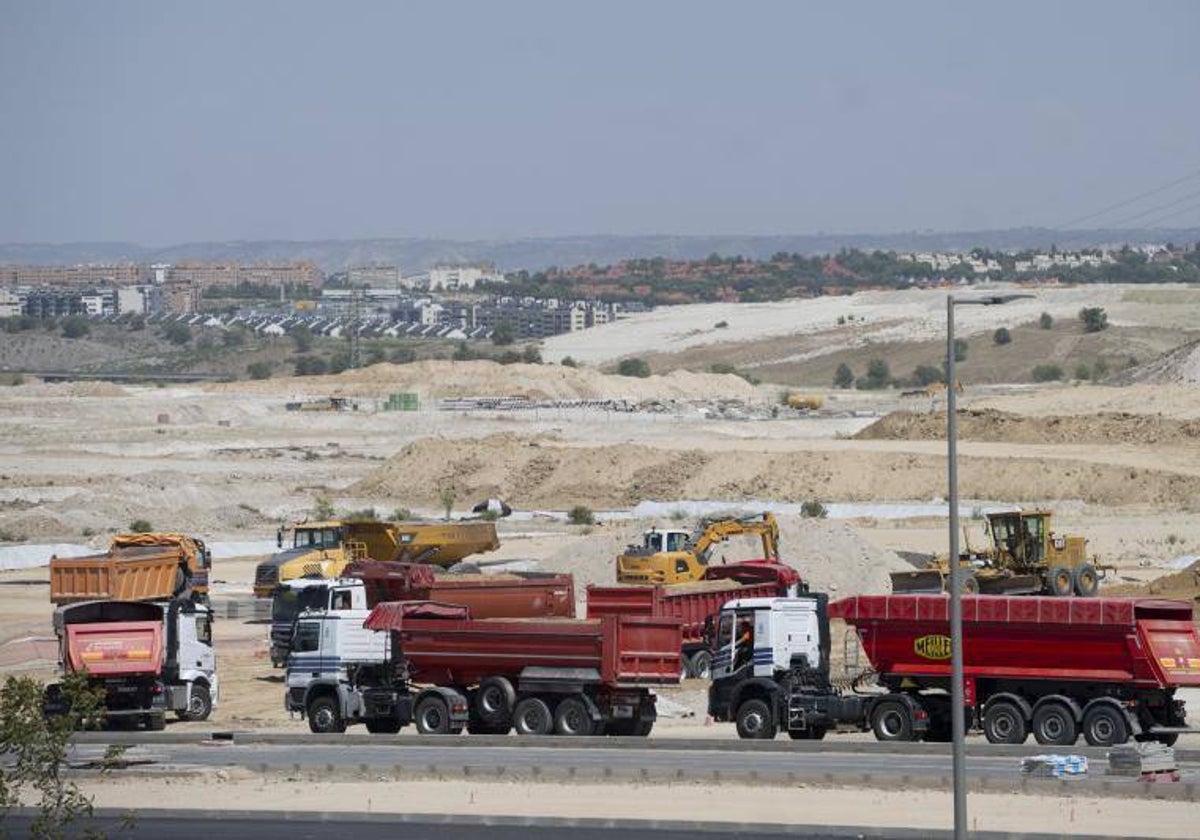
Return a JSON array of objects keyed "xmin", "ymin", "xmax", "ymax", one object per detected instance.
[
  {"xmin": 476, "ymin": 676, "xmax": 516, "ymax": 725},
  {"xmin": 145, "ymin": 712, "xmax": 166, "ymax": 732},
  {"xmin": 1073, "ymin": 564, "xmax": 1099, "ymax": 597},
  {"xmin": 735, "ymin": 698, "xmax": 777, "ymax": 740},
  {"xmin": 982, "ymin": 700, "xmax": 1028, "ymax": 744},
  {"xmin": 512, "ymin": 697, "xmax": 553, "ymax": 736},
  {"xmin": 1082, "ymin": 705, "xmax": 1128, "ymax": 747},
  {"xmin": 307, "ymin": 696, "xmax": 347, "ymax": 734},
  {"xmin": 180, "ymin": 684, "xmax": 212, "ymax": 722},
  {"xmin": 365, "ymin": 718, "xmax": 403, "ymax": 734},
  {"xmin": 689, "ymin": 650, "xmax": 713, "ymax": 680},
  {"xmin": 871, "ymin": 701, "xmax": 914, "ymax": 742},
  {"xmin": 415, "ymin": 696, "xmax": 453, "ymax": 735},
  {"xmin": 633, "ymin": 718, "xmax": 654, "ymax": 737},
  {"xmin": 1032, "ymin": 702, "xmax": 1077, "ymax": 746},
  {"xmin": 1045, "ymin": 567, "xmax": 1074, "ymax": 598},
  {"xmin": 554, "ymin": 697, "xmax": 596, "ymax": 736}
]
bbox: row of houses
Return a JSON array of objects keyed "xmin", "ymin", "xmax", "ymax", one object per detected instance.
[{"xmin": 0, "ymin": 285, "xmax": 188, "ymax": 318}]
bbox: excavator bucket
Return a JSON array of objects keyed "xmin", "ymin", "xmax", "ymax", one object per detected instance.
[{"xmin": 889, "ymin": 569, "xmax": 947, "ymax": 595}]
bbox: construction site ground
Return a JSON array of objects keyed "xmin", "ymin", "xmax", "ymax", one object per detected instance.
[{"xmin": 2, "ymin": 285, "xmax": 1200, "ymax": 833}]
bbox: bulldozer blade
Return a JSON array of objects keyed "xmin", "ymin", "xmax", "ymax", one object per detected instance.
[{"xmin": 889, "ymin": 570, "xmax": 946, "ymax": 594}]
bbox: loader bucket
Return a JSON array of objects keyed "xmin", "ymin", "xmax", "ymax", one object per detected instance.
[{"xmin": 889, "ymin": 569, "xmax": 946, "ymax": 595}]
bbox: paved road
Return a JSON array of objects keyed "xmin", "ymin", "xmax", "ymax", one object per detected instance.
[
  {"xmin": 66, "ymin": 739, "xmax": 1199, "ymax": 790},
  {"xmin": 0, "ymin": 811, "xmax": 1167, "ymax": 840}
]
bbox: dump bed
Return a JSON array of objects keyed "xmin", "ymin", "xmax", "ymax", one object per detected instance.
[
  {"xmin": 363, "ymin": 602, "xmax": 681, "ymax": 687},
  {"xmin": 587, "ymin": 561, "xmax": 798, "ymax": 643},
  {"xmin": 347, "ymin": 560, "xmax": 576, "ymax": 618},
  {"xmin": 830, "ymin": 595, "xmax": 1200, "ymax": 689},
  {"xmin": 50, "ymin": 533, "xmax": 208, "ymax": 604},
  {"xmin": 55, "ymin": 601, "xmax": 167, "ymax": 677}
]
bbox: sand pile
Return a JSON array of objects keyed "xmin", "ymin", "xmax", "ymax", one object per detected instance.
[
  {"xmin": 1106, "ymin": 559, "xmax": 1200, "ymax": 618},
  {"xmin": 1119, "ymin": 339, "xmax": 1200, "ymax": 386},
  {"xmin": 350, "ymin": 433, "xmax": 1200, "ymax": 511},
  {"xmin": 855, "ymin": 408, "xmax": 1200, "ymax": 447},
  {"xmin": 207, "ymin": 360, "xmax": 760, "ymax": 402}
]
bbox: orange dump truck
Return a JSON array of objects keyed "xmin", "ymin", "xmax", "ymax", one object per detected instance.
[{"xmin": 49, "ymin": 533, "xmax": 211, "ymax": 604}]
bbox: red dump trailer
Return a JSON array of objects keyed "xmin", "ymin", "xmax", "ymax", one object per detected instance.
[
  {"xmin": 587, "ymin": 560, "xmax": 801, "ymax": 678},
  {"xmin": 348, "ymin": 560, "xmax": 576, "ymax": 618},
  {"xmin": 286, "ymin": 601, "xmax": 682, "ymax": 736},
  {"xmin": 832, "ymin": 594, "xmax": 1200, "ymax": 746}
]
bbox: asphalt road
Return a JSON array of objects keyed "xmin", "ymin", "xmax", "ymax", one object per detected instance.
[{"xmin": 66, "ymin": 739, "xmax": 1200, "ymax": 790}]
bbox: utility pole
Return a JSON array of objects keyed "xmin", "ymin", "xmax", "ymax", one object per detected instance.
[{"xmin": 347, "ymin": 284, "xmax": 363, "ymax": 370}]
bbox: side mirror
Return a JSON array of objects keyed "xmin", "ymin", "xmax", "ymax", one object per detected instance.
[{"xmin": 276, "ymin": 527, "xmax": 284, "ymax": 549}]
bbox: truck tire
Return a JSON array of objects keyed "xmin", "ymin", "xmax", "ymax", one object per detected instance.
[
  {"xmin": 1045, "ymin": 567, "xmax": 1074, "ymax": 598},
  {"xmin": 365, "ymin": 718, "xmax": 403, "ymax": 734},
  {"xmin": 689, "ymin": 650, "xmax": 713, "ymax": 680},
  {"xmin": 307, "ymin": 695, "xmax": 347, "ymax": 734},
  {"xmin": 1082, "ymin": 704, "xmax": 1128, "ymax": 747},
  {"xmin": 179, "ymin": 684, "xmax": 212, "ymax": 722},
  {"xmin": 554, "ymin": 697, "xmax": 596, "ymax": 736},
  {"xmin": 982, "ymin": 700, "xmax": 1028, "ymax": 744},
  {"xmin": 476, "ymin": 676, "xmax": 516, "ymax": 726},
  {"xmin": 735, "ymin": 698, "xmax": 777, "ymax": 740},
  {"xmin": 415, "ymin": 695, "xmax": 453, "ymax": 735},
  {"xmin": 871, "ymin": 701, "xmax": 915, "ymax": 742},
  {"xmin": 633, "ymin": 718, "xmax": 654, "ymax": 737},
  {"xmin": 1073, "ymin": 564, "xmax": 1099, "ymax": 597},
  {"xmin": 1032, "ymin": 701, "xmax": 1077, "ymax": 746},
  {"xmin": 512, "ymin": 697, "xmax": 553, "ymax": 736}
]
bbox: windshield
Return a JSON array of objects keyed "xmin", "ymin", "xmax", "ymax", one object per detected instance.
[
  {"xmin": 293, "ymin": 527, "xmax": 342, "ymax": 550},
  {"xmin": 272, "ymin": 586, "xmax": 328, "ymax": 623}
]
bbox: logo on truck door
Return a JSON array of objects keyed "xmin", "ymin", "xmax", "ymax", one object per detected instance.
[{"xmin": 914, "ymin": 634, "xmax": 952, "ymax": 660}]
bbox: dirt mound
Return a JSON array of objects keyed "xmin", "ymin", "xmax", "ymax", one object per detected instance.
[
  {"xmin": 9, "ymin": 380, "xmax": 130, "ymax": 398},
  {"xmin": 207, "ymin": 360, "xmax": 760, "ymax": 402},
  {"xmin": 1118, "ymin": 339, "xmax": 1200, "ymax": 386},
  {"xmin": 1106, "ymin": 559, "xmax": 1200, "ymax": 617},
  {"xmin": 349, "ymin": 434, "xmax": 1200, "ymax": 511},
  {"xmin": 855, "ymin": 408, "xmax": 1200, "ymax": 447}
]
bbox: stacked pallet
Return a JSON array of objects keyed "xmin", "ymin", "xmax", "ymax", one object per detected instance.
[{"xmin": 1107, "ymin": 743, "xmax": 1178, "ymax": 780}]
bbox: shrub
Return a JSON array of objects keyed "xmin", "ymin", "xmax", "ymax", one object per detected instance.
[
  {"xmin": 1032, "ymin": 364, "xmax": 1064, "ymax": 382},
  {"xmin": 911, "ymin": 364, "xmax": 943, "ymax": 386},
  {"xmin": 491, "ymin": 323, "xmax": 515, "ymax": 346},
  {"xmin": 1092, "ymin": 358, "xmax": 1109, "ymax": 380},
  {"xmin": 60, "ymin": 316, "xmax": 90, "ymax": 339},
  {"xmin": 292, "ymin": 326, "xmax": 313, "ymax": 352},
  {"xmin": 128, "ymin": 519, "xmax": 152, "ymax": 533},
  {"xmin": 568, "ymin": 505, "xmax": 595, "ymax": 525},
  {"xmin": 246, "ymin": 361, "xmax": 272, "ymax": 380},
  {"xmin": 710, "ymin": 362, "xmax": 736, "ymax": 375},
  {"xmin": 1079, "ymin": 307, "xmax": 1108, "ymax": 333},
  {"xmin": 521, "ymin": 345, "xmax": 542, "ymax": 364},
  {"xmin": 953, "ymin": 338, "xmax": 968, "ymax": 362},
  {"xmin": 343, "ymin": 507, "xmax": 379, "ymax": 522},
  {"xmin": 1074, "ymin": 363, "xmax": 1091, "ymax": 380},
  {"xmin": 392, "ymin": 508, "xmax": 413, "ymax": 521},
  {"xmin": 161, "ymin": 321, "xmax": 192, "ymax": 345},
  {"xmin": 833, "ymin": 363, "xmax": 854, "ymax": 389},
  {"xmin": 561, "ymin": 356, "xmax": 578, "ymax": 368},
  {"xmin": 800, "ymin": 500, "xmax": 828, "ymax": 518},
  {"xmin": 856, "ymin": 358, "xmax": 890, "ymax": 390},
  {"xmin": 714, "ymin": 320, "xmax": 729, "ymax": 329},
  {"xmin": 617, "ymin": 358, "xmax": 651, "ymax": 378},
  {"xmin": 293, "ymin": 355, "xmax": 328, "ymax": 376},
  {"xmin": 312, "ymin": 495, "xmax": 335, "ymax": 520},
  {"xmin": 439, "ymin": 486, "xmax": 456, "ymax": 521},
  {"xmin": 993, "ymin": 327, "xmax": 1011, "ymax": 345},
  {"xmin": 1039, "ymin": 312, "xmax": 1053, "ymax": 330}
]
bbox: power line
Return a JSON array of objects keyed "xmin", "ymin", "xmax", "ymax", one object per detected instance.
[
  {"xmin": 1105, "ymin": 186, "xmax": 1200, "ymax": 228},
  {"xmin": 1055, "ymin": 166, "xmax": 1200, "ymax": 230},
  {"xmin": 1136, "ymin": 199, "xmax": 1200, "ymax": 230}
]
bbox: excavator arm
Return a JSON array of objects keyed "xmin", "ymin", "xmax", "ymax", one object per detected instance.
[{"xmin": 691, "ymin": 513, "xmax": 781, "ymax": 564}]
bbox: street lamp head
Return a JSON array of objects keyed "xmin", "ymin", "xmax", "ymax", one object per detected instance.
[{"xmin": 952, "ymin": 293, "xmax": 1035, "ymax": 306}]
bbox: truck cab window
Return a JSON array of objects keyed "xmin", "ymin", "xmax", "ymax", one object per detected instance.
[
  {"xmin": 195, "ymin": 613, "xmax": 212, "ymax": 646},
  {"xmin": 293, "ymin": 622, "xmax": 320, "ymax": 653}
]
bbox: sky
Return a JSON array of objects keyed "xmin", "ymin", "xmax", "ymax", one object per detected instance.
[{"xmin": 2, "ymin": 1, "xmax": 1199, "ymax": 245}]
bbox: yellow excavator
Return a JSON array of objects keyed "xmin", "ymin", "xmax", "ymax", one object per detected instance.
[
  {"xmin": 616, "ymin": 512, "xmax": 781, "ymax": 585},
  {"xmin": 253, "ymin": 519, "xmax": 500, "ymax": 597},
  {"xmin": 890, "ymin": 509, "xmax": 1106, "ymax": 597}
]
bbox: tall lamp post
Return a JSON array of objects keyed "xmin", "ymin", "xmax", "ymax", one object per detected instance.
[{"xmin": 945, "ymin": 292, "xmax": 1032, "ymax": 840}]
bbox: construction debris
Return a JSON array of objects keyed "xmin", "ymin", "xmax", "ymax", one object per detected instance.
[
  {"xmin": 1021, "ymin": 755, "xmax": 1089, "ymax": 778},
  {"xmin": 1107, "ymin": 742, "xmax": 1178, "ymax": 779}
]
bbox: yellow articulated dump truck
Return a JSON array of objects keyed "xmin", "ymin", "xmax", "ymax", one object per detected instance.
[
  {"xmin": 253, "ymin": 519, "xmax": 500, "ymax": 597},
  {"xmin": 50, "ymin": 533, "xmax": 212, "ymax": 604}
]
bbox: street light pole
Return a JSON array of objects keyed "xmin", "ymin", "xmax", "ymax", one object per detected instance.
[{"xmin": 945, "ymin": 292, "xmax": 1032, "ymax": 840}]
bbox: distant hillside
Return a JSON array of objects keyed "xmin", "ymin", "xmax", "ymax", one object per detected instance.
[{"xmin": 2, "ymin": 227, "xmax": 1198, "ymax": 273}]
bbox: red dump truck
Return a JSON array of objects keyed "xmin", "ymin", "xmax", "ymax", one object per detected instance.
[
  {"xmin": 587, "ymin": 560, "xmax": 802, "ymax": 678},
  {"xmin": 285, "ymin": 601, "xmax": 681, "ymax": 736},
  {"xmin": 49, "ymin": 533, "xmax": 211, "ymax": 604},
  {"xmin": 268, "ymin": 562, "xmax": 576, "ymax": 665},
  {"xmin": 708, "ymin": 593, "xmax": 1199, "ymax": 745}
]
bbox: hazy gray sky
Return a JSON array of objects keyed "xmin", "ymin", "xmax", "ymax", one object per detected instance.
[{"xmin": 2, "ymin": 1, "xmax": 1198, "ymax": 244}]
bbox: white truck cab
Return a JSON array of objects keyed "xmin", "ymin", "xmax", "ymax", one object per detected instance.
[{"xmin": 710, "ymin": 597, "xmax": 823, "ymax": 680}]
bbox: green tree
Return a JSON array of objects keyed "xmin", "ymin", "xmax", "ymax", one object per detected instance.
[
  {"xmin": 856, "ymin": 358, "xmax": 891, "ymax": 390},
  {"xmin": 521, "ymin": 344, "xmax": 542, "ymax": 364},
  {"xmin": 246, "ymin": 361, "xmax": 273, "ymax": 380},
  {"xmin": 993, "ymin": 327, "xmax": 1012, "ymax": 345},
  {"xmin": 128, "ymin": 519, "xmax": 152, "ymax": 533},
  {"xmin": 491, "ymin": 323, "xmax": 515, "ymax": 346},
  {"xmin": 912, "ymin": 364, "xmax": 943, "ymax": 386},
  {"xmin": 833, "ymin": 363, "xmax": 854, "ymax": 389},
  {"xmin": 561, "ymin": 356, "xmax": 578, "ymax": 368},
  {"xmin": 161, "ymin": 321, "xmax": 192, "ymax": 346},
  {"xmin": 617, "ymin": 358, "xmax": 651, "ymax": 378},
  {"xmin": 1, "ymin": 672, "xmax": 129, "ymax": 837},
  {"xmin": 953, "ymin": 338, "xmax": 968, "ymax": 362},
  {"xmin": 439, "ymin": 486, "xmax": 457, "ymax": 521},
  {"xmin": 1079, "ymin": 307, "xmax": 1108, "ymax": 333},
  {"xmin": 60, "ymin": 316, "xmax": 90, "ymax": 339},
  {"xmin": 293, "ymin": 355, "xmax": 328, "ymax": 376},
  {"xmin": 292, "ymin": 325, "xmax": 313, "ymax": 352},
  {"xmin": 1039, "ymin": 312, "xmax": 1053, "ymax": 330},
  {"xmin": 1032, "ymin": 364, "xmax": 1064, "ymax": 382}
]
